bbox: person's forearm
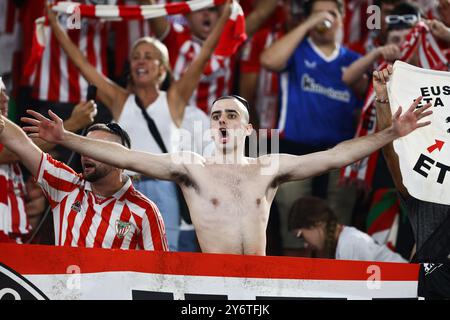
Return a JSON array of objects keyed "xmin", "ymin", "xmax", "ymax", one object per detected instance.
[
  {"xmin": 342, "ymin": 50, "xmax": 379, "ymax": 86},
  {"xmin": 61, "ymin": 131, "xmax": 132, "ymax": 168},
  {"xmin": 260, "ymin": 23, "xmax": 311, "ymax": 72},
  {"xmin": 0, "ymin": 117, "xmax": 42, "ymax": 176},
  {"xmin": 375, "ymin": 101, "xmax": 408, "ymax": 195},
  {"xmin": 60, "ymin": 131, "xmax": 175, "ymax": 180},
  {"xmin": 0, "ymin": 117, "xmax": 87, "ymax": 164},
  {"xmin": 330, "ymin": 125, "xmax": 398, "ymax": 169},
  {"xmin": 48, "ymin": 15, "xmax": 125, "ymax": 116}
]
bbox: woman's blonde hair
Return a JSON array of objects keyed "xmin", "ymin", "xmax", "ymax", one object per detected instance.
[{"xmin": 130, "ymin": 37, "xmax": 171, "ymax": 84}]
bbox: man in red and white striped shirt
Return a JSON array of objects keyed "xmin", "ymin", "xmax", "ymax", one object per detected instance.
[
  {"xmin": 0, "ymin": 75, "xmax": 99, "ymax": 243},
  {"xmin": 0, "ymin": 160, "xmax": 29, "ymax": 243},
  {"xmin": 0, "ymin": 76, "xmax": 29, "ymax": 242},
  {"xmin": 0, "ymin": 115, "xmax": 168, "ymax": 250}
]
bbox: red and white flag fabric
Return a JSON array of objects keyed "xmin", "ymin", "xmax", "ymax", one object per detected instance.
[
  {"xmin": 25, "ymin": 0, "xmax": 246, "ymax": 78},
  {"xmin": 0, "ymin": 243, "xmax": 421, "ymax": 300},
  {"xmin": 340, "ymin": 22, "xmax": 449, "ymax": 189},
  {"xmin": 52, "ymin": 0, "xmax": 226, "ymax": 20},
  {"xmin": 214, "ymin": 0, "xmax": 246, "ymax": 57},
  {"xmin": 23, "ymin": 17, "xmax": 48, "ymax": 80}
]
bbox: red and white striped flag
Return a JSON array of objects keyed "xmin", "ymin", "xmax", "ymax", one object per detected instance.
[
  {"xmin": 340, "ymin": 22, "xmax": 449, "ymax": 189},
  {"xmin": 25, "ymin": 0, "xmax": 246, "ymax": 76},
  {"xmin": 53, "ymin": 0, "xmax": 227, "ymax": 20},
  {"xmin": 23, "ymin": 16, "xmax": 48, "ymax": 80}
]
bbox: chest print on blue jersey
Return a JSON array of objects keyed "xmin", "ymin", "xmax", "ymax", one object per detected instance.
[
  {"xmin": 304, "ymin": 60, "xmax": 317, "ymax": 69},
  {"xmin": 301, "ymin": 74, "xmax": 351, "ymax": 103},
  {"xmin": 115, "ymin": 220, "xmax": 132, "ymax": 239}
]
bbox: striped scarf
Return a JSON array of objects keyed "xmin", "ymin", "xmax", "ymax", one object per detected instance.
[
  {"xmin": 24, "ymin": 0, "xmax": 246, "ymax": 78},
  {"xmin": 340, "ymin": 22, "xmax": 449, "ymax": 189}
]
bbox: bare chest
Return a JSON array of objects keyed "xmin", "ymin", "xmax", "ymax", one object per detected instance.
[{"xmin": 184, "ymin": 165, "xmax": 273, "ymax": 221}]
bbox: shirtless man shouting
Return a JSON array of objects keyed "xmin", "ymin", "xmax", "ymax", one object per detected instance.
[{"xmin": 19, "ymin": 87, "xmax": 432, "ymax": 255}]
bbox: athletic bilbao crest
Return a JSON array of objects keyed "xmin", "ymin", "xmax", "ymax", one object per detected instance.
[
  {"xmin": 0, "ymin": 264, "xmax": 48, "ymax": 300},
  {"xmin": 115, "ymin": 220, "xmax": 131, "ymax": 239},
  {"xmin": 71, "ymin": 201, "xmax": 81, "ymax": 213}
]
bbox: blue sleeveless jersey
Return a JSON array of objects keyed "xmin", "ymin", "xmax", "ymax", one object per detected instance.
[{"xmin": 278, "ymin": 38, "xmax": 362, "ymax": 147}]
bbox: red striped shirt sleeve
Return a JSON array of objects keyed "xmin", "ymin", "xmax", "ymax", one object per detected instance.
[
  {"xmin": 141, "ymin": 202, "xmax": 169, "ymax": 252},
  {"xmin": 35, "ymin": 153, "xmax": 81, "ymax": 206}
]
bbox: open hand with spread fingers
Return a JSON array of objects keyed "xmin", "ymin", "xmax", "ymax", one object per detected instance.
[
  {"xmin": 392, "ymin": 96, "xmax": 433, "ymax": 138},
  {"xmin": 21, "ymin": 109, "xmax": 66, "ymax": 144}
]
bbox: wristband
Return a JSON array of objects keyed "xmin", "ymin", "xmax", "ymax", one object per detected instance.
[{"xmin": 375, "ymin": 96, "xmax": 389, "ymax": 104}]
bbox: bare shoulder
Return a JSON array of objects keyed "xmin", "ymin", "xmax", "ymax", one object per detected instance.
[
  {"xmin": 175, "ymin": 151, "xmax": 206, "ymax": 167},
  {"xmin": 256, "ymin": 154, "xmax": 283, "ymax": 167},
  {"xmin": 254, "ymin": 154, "xmax": 282, "ymax": 177}
]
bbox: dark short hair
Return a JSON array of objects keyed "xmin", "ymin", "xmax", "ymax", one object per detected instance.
[
  {"xmin": 86, "ymin": 123, "xmax": 131, "ymax": 149},
  {"xmin": 287, "ymin": 196, "xmax": 336, "ymax": 231},
  {"xmin": 211, "ymin": 95, "xmax": 251, "ymax": 123},
  {"xmin": 387, "ymin": 2, "xmax": 421, "ymax": 32},
  {"xmin": 212, "ymin": 95, "xmax": 250, "ymax": 111},
  {"xmin": 304, "ymin": 0, "xmax": 344, "ymax": 17},
  {"xmin": 288, "ymin": 196, "xmax": 339, "ymax": 259}
]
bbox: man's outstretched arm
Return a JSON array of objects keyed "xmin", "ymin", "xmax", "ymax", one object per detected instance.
[
  {"xmin": 272, "ymin": 96, "xmax": 432, "ymax": 183},
  {"xmin": 22, "ymin": 110, "xmax": 198, "ymax": 181},
  {"xmin": 0, "ymin": 101, "xmax": 96, "ymax": 165},
  {"xmin": 0, "ymin": 115, "xmax": 42, "ymax": 177}
]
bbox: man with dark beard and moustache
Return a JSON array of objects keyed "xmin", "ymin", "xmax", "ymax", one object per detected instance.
[{"xmin": 0, "ymin": 117, "xmax": 168, "ymax": 251}]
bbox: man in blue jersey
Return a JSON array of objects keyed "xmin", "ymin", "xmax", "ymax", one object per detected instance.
[
  {"xmin": 261, "ymin": 0, "xmax": 363, "ymax": 245},
  {"xmin": 262, "ymin": 0, "xmax": 362, "ymax": 150}
]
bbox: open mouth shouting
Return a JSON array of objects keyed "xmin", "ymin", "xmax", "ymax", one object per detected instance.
[
  {"xmin": 201, "ymin": 17, "xmax": 212, "ymax": 35},
  {"xmin": 219, "ymin": 128, "xmax": 228, "ymax": 144},
  {"xmin": 82, "ymin": 161, "xmax": 96, "ymax": 175}
]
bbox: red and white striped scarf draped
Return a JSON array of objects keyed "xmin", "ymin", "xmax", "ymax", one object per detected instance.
[
  {"xmin": 53, "ymin": 0, "xmax": 227, "ymax": 20},
  {"xmin": 24, "ymin": 0, "xmax": 246, "ymax": 78},
  {"xmin": 340, "ymin": 22, "xmax": 450, "ymax": 189}
]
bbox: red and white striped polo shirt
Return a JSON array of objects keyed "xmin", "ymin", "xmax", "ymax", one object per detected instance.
[
  {"xmin": 29, "ymin": 0, "xmax": 114, "ymax": 104},
  {"xmin": 0, "ymin": 162, "xmax": 30, "ymax": 239},
  {"xmin": 36, "ymin": 153, "xmax": 168, "ymax": 251},
  {"xmin": 161, "ymin": 23, "xmax": 235, "ymax": 113}
]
